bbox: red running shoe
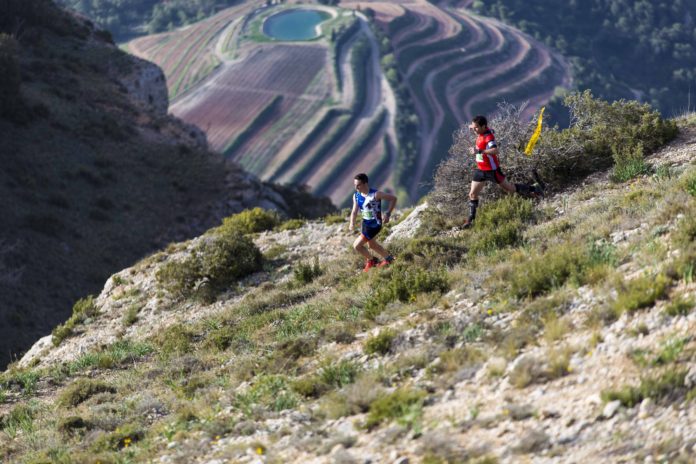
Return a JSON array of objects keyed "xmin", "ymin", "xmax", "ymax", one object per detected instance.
[
  {"xmin": 363, "ymin": 257, "xmax": 379, "ymax": 272},
  {"xmin": 377, "ymin": 255, "xmax": 395, "ymax": 268}
]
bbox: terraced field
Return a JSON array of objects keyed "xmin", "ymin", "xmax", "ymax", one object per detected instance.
[
  {"xmin": 127, "ymin": 0, "xmax": 570, "ymax": 206},
  {"xmin": 343, "ymin": 0, "xmax": 571, "ymax": 199},
  {"xmin": 128, "ymin": 4, "xmax": 254, "ymax": 100}
]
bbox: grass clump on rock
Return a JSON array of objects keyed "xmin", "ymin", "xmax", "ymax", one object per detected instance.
[
  {"xmin": 610, "ymin": 274, "xmax": 669, "ymax": 317},
  {"xmin": 52, "ymin": 295, "xmax": 99, "ymax": 346},
  {"xmin": 601, "ymin": 369, "xmax": 689, "ymax": 407},
  {"xmin": 364, "ymin": 328, "xmax": 397, "ymax": 355},
  {"xmin": 365, "ymin": 387, "xmax": 425, "ymax": 430},
  {"xmin": 293, "ymin": 257, "xmax": 323, "ymax": 285},
  {"xmin": 58, "ymin": 378, "xmax": 116, "ymax": 407}
]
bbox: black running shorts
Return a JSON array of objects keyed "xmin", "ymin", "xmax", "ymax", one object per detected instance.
[
  {"xmin": 361, "ymin": 222, "xmax": 382, "ymax": 241},
  {"xmin": 473, "ymin": 168, "xmax": 506, "ymax": 184}
]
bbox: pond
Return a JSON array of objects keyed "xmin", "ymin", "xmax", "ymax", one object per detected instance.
[{"xmin": 263, "ymin": 9, "xmax": 331, "ymax": 41}]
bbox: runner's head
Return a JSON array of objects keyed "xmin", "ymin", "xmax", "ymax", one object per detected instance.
[
  {"xmin": 354, "ymin": 173, "xmax": 369, "ymax": 194},
  {"xmin": 470, "ymin": 115, "xmax": 488, "ymax": 134}
]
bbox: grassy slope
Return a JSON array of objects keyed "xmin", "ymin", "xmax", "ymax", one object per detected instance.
[{"xmin": 1, "ymin": 116, "xmax": 694, "ymax": 462}]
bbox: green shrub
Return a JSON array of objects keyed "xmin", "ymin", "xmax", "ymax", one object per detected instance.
[
  {"xmin": 365, "ymin": 388, "xmax": 425, "ymax": 430},
  {"xmin": 601, "ymin": 369, "xmax": 688, "ymax": 407},
  {"xmin": 204, "ymin": 326, "xmax": 235, "ymax": 351},
  {"xmin": 610, "ymin": 143, "xmax": 650, "ymax": 182},
  {"xmin": 611, "ymin": 274, "xmax": 669, "ymax": 316},
  {"xmin": 428, "ymin": 346, "xmax": 485, "ymax": 374},
  {"xmin": 652, "ymin": 337, "xmax": 687, "ymax": 366},
  {"xmin": 154, "ymin": 324, "xmax": 196, "ymax": 358},
  {"xmin": 364, "ymin": 329, "xmax": 397, "ymax": 355},
  {"xmin": 673, "ymin": 216, "xmax": 696, "ymax": 248},
  {"xmin": 157, "ymin": 234, "xmax": 262, "ymax": 299},
  {"xmin": 507, "ymin": 238, "xmax": 619, "ymax": 299},
  {"xmin": 91, "ymin": 422, "xmax": 144, "ymax": 452},
  {"xmin": 52, "ymin": 295, "xmax": 99, "ymax": 346},
  {"xmin": 587, "ymin": 239, "xmax": 617, "ymax": 267},
  {"xmin": 506, "ymin": 247, "xmax": 587, "ymax": 298},
  {"xmin": 364, "ymin": 265, "xmax": 449, "ymax": 319},
  {"xmin": 319, "ymin": 359, "xmax": 360, "ymax": 388},
  {"xmin": 123, "ymin": 303, "xmax": 141, "ymax": 326},
  {"xmin": 218, "ymin": 207, "xmax": 280, "ymax": 235},
  {"xmin": 469, "ymin": 196, "xmax": 535, "ymax": 255},
  {"xmin": 552, "ymin": 92, "xmax": 678, "ymax": 182},
  {"xmin": 293, "ymin": 257, "xmax": 323, "ymax": 285},
  {"xmin": 263, "ymin": 244, "xmax": 287, "ymax": 261},
  {"xmin": 2, "ymin": 369, "xmax": 40, "ymax": 397},
  {"xmin": 324, "ymin": 213, "xmax": 346, "ymax": 225},
  {"xmin": 234, "ymin": 375, "xmax": 298, "ymax": 415},
  {"xmin": 57, "ymin": 415, "xmax": 91, "ymax": 437},
  {"xmin": 291, "ymin": 376, "xmax": 330, "ymax": 398},
  {"xmin": 277, "ymin": 218, "xmax": 305, "ymax": 231},
  {"xmin": 401, "ymin": 236, "xmax": 468, "ymax": 266},
  {"xmin": 664, "ymin": 296, "xmax": 694, "ymax": 317},
  {"xmin": 1, "ymin": 402, "xmax": 37, "ymax": 436},
  {"xmin": 681, "ymin": 170, "xmax": 696, "ymax": 197},
  {"xmin": 58, "ymin": 378, "xmax": 116, "ymax": 407}
]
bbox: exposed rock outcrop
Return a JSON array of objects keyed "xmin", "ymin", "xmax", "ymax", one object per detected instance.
[{"xmin": 111, "ymin": 53, "xmax": 169, "ymax": 116}]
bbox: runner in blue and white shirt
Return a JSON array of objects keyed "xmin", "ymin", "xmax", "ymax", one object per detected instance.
[{"xmin": 349, "ymin": 173, "xmax": 397, "ymax": 272}]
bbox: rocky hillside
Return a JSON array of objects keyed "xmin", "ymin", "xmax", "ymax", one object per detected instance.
[
  {"xmin": 0, "ymin": 1, "xmax": 333, "ymax": 369},
  {"xmin": 1, "ymin": 114, "xmax": 694, "ymax": 462}
]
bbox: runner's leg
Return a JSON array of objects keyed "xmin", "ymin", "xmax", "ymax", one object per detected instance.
[
  {"xmin": 367, "ymin": 239, "xmax": 389, "ymax": 259},
  {"xmin": 353, "ymin": 235, "xmax": 372, "ymax": 260},
  {"xmin": 467, "ymin": 181, "xmax": 485, "ymax": 223}
]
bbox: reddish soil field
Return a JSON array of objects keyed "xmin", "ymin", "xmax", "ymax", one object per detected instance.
[{"xmin": 171, "ymin": 44, "xmax": 328, "ymax": 154}]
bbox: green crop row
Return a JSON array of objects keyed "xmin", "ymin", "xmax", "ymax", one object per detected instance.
[
  {"xmin": 224, "ymin": 95, "xmax": 284, "ymax": 157},
  {"xmin": 270, "ymin": 107, "xmax": 350, "ymax": 182},
  {"xmin": 332, "ymin": 19, "xmax": 361, "ymax": 92},
  {"xmin": 315, "ymin": 109, "xmax": 388, "ymax": 195}
]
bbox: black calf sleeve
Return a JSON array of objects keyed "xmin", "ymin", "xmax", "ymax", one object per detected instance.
[
  {"xmin": 515, "ymin": 183, "xmax": 532, "ymax": 196},
  {"xmin": 468, "ymin": 199, "xmax": 479, "ymax": 220}
]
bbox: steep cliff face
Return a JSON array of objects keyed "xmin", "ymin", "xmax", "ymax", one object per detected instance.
[
  {"xmin": 0, "ymin": 1, "xmax": 334, "ymax": 369},
  {"xmin": 111, "ymin": 53, "xmax": 169, "ymax": 117}
]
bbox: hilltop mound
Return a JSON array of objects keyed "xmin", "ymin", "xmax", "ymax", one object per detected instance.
[
  {"xmin": 2, "ymin": 108, "xmax": 694, "ymax": 461},
  {"xmin": 0, "ymin": 1, "xmax": 333, "ymax": 368}
]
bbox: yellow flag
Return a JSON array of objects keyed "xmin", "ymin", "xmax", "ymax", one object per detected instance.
[{"xmin": 524, "ymin": 107, "xmax": 545, "ymax": 156}]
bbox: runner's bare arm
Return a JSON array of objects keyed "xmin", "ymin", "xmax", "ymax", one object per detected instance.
[
  {"xmin": 376, "ymin": 191, "xmax": 397, "ymax": 224},
  {"xmin": 349, "ymin": 195, "xmax": 359, "ymax": 231}
]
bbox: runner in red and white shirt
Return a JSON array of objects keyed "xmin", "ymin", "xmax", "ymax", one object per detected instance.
[{"xmin": 464, "ymin": 115, "xmax": 544, "ymax": 228}]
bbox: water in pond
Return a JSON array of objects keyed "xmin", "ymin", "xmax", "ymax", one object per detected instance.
[{"xmin": 263, "ymin": 9, "xmax": 330, "ymax": 41}]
